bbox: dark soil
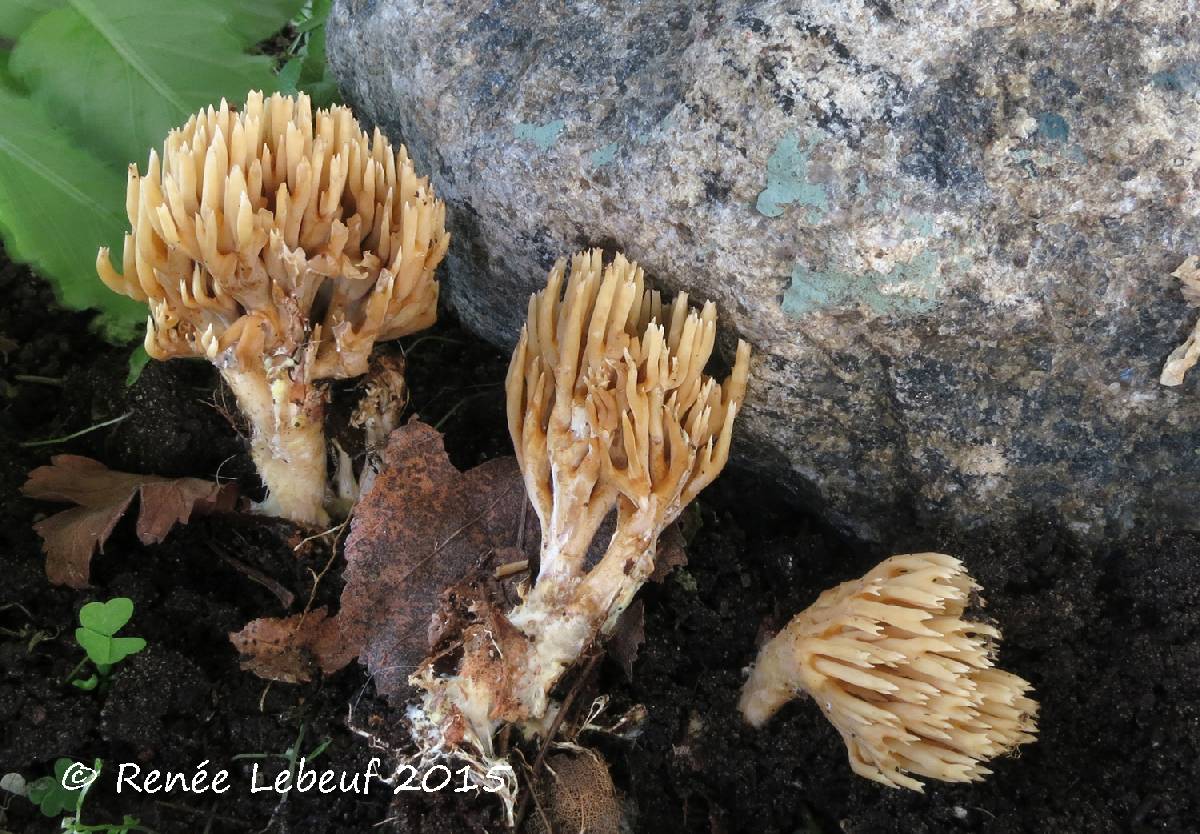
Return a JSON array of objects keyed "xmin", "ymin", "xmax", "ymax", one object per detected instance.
[{"xmin": 2, "ymin": 248, "xmax": 1198, "ymax": 834}]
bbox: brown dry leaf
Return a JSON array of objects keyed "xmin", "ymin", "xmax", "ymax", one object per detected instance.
[
  {"xmin": 333, "ymin": 421, "xmax": 535, "ymax": 698},
  {"xmin": 229, "ymin": 608, "xmax": 339, "ymax": 684},
  {"xmin": 649, "ymin": 522, "xmax": 688, "ymax": 583},
  {"xmin": 230, "ymin": 420, "xmax": 688, "ymax": 694},
  {"xmin": 232, "ymin": 420, "xmax": 536, "ymax": 696},
  {"xmin": 22, "ymin": 455, "xmax": 236, "ymax": 588},
  {"xmin": 607, "ymin": 599, "xmax": 645, "ymax": 682}
]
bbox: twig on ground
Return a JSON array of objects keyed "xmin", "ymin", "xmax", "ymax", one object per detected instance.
[
  {"xmin": 209, "ymin": 544, "xmax": 295, "ymax": 609},
  {"xmin": 13, "ymin": 374, "xmax": 64, "ymax": 386},
  {"xmin": 19, "ymin": 411, "xmax": 132, "ymax": 447}
]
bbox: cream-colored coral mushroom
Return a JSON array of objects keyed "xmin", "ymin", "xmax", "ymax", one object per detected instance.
[
  {"xmin": 1160, "ymin": 255, "xmax": 1200, "ymax": 386},
  {"xmin": 95, "ymin": 91, "xmax": 448, "ymax": 525},
  {"xmin": 738, "ymin": 553, "xmax": 1038, "ymax": 792},
  {"xmin": 413, "ymin": 249, "xmax": 750, "ymax": 755}
]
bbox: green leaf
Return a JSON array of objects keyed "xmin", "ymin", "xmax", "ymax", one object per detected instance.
[
  {"xmin": 76, "ymin": 597, "xmax": 144, "ymax": 666},
  {"xmin": 299, "ymin": 23, "xmax": 328, "ymax": 84},
  {"xmin": 26, "ymin": 759, "xmax": 81, "ymax": 817},
  {"xmin": 294, "ymin": 16, "xmax": 327, "ymax": 36},
  {"xmin": 110, "ymin": 635, "xmax": 146, "ymax": 660},
  {"xmin": 0, "ymin": 0, "xmax": 304, "ymax": 343},
  {"xmin": 308, "ymin": 0, "xmax": 334, "ymax": 34},
  {"xmin": 75, "ymin": 628, "xmax": 111, "ymax": 664},
  {"xmin": 0, "ymin": 0, "xmax": 60, "ymax": 40},
  {"xmin": 27, "ymin": 777, "xmax": 62, "ymax": 815},
  {"xmin": 72, "ymin": 674, "xmax": 99, "ymax": 690},
  {"xmin": 1, "ymin": 0, "xmax": 303, "ymax": 50},
  {"xmin": 125, "ymin": 345, "xmax": 149, "ymax": 386},
  {"xmin": 0, "ymin": 50, "xmax": 18, "ymax": 92},
  {"xmin": 278, "ymin": 57, "xmax": 303, "ymax": 94},
  {"xmin": 75, "ymin": 628, "xmax": 145, "ymax": 665},
  {"xmin": 78, "ymin": 597, "xmax": 134, "ymax": 636},
  {"xmin": 0, "ymin": 89, "xmax": 143, "ymax": 339},
  {"xmin": 295, "ymin": 0, "xmax": 338, "ymax": 107},
  {"xmin": 10, "ymin": 0, "xmax": 281, "ymax": 170},
  {"xmin": 26, "ymin": 776, "xmax": 51, "ymax": 804},
  {"xmin": 298, "ymin": 30, "xmax": 337, "ymax": 107}
]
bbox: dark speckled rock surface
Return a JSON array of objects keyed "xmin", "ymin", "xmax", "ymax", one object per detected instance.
[{"xmin": 328, "ymin": 0, "xmax": 1200, "ymax": 542}]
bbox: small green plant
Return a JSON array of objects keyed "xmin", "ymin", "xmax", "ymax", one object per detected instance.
[
  {"xmin": 124, "ymin": 347, "xmax": 150, "ymax": 388},
  {"xmin": 233, "ymin": 721, "xmax": 333, "ymax": 784},
  {"xmin": 27, "ymin": 758, "xmax": 154, "ymax": 833},
  {"xmin": 66, "ymin": 598, "xmax": 145, "ymax": 692},
  {"xmin": 26, "ymin": 759, "xmax": 82, "ymax": 817},
  {"xmin": 278, "ymin": 0, "xmax": 339, "ymax": 108},
  {"xmin": 0, "ymin": 601, "xmax": 58, "ymax": 653}
]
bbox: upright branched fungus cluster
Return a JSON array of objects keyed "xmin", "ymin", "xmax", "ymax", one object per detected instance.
[
  {"xmin": 412, "ymin": 250, "xmax": 750, "ymax": 753},
  {"xmin": 96, "ymin": 91, "xmax": 448, "ymax": 524}
]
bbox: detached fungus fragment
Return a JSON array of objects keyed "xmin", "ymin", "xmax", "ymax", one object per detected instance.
[
  {"xmin": 1160, "ymin": 255, "xmax": 1200, "ymax": 386},
  {"xmin": 739, "ymin": 553, "xmax": 1038, "ymax": 791},
  {"xmin": 412, "ymin": 249, "xmax": 750, "ymax": 757},
  {"xmin": 96, "ymin": 91, "xmax": 449, "ymax": 524}
]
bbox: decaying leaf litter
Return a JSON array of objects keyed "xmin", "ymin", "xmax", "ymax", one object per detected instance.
[
  {"xmin": 229, "ymin": 419, "xmax": 673, "ymax": 701},
  {"xmin": 22, "ymin": 455, "xmax": 236, "ymax": 589}
]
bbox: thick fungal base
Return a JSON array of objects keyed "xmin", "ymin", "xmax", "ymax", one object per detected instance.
[{"xmin": 223, "ymin": 368, "xmax": 329, "ymax": 526}]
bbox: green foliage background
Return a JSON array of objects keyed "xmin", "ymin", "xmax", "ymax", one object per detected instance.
[{"xmin": 0, "ymin": 0, "xmax": 336, "ymax": 341}]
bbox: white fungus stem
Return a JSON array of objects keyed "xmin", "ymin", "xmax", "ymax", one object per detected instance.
[{"xmin": 222, "ymin": 367, "xmax": 329, "ymax": 526}]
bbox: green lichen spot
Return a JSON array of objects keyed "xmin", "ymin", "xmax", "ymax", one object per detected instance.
[
  {"xmin": 1150, "ymin": 62, "xmax": 1200, "ymax": 93},
  {"xmin": 514, "ymin": 119, "xmax": 566, "ymax": 150},
  {"xmin": 755, "ymin": 132, "xmax": 828, "ymax": 218},
  {"xmin": 590, "ymin": 142, "xmax": 618, "ymax": 167},
  {"xmin": 1037, "ymin": 112, "xmax": 1069, "ymax": 143},
  {"xmin": 1064, "ymin": 144, "xmax": 1087, "ymax": 164},
  {"xmin": 873, "ymin": 185, "xmax": 901, "ymax": 213},
  {"xmin": 782, "ymin": 251, "xmax": 943, "ymax": 317},
  {"xmin": 906, "ymin": 212, "xmax": 934, "ymax": 237}
]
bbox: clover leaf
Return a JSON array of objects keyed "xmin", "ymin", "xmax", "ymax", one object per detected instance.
[
  {"xmin": 26, "ymin": 758, "xmax": 82, "ymax": 817},
  {"xmin": 75, "ymin": 598, "xmax": 145, "ymax": 667}
]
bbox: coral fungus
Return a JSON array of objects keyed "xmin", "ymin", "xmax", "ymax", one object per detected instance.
[
  {"xmin": 96, "ymin": 91, "xmax": 448, "ymax": 524},
  {"xmin": 413, "ymin": 249, "xmax": 750, "ymax": 756},
  {"xmin": 739, "ymin": 552, "xmax": 1038, "ymax": 791}
]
